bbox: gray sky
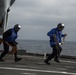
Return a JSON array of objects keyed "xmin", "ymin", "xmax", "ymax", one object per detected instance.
[{"xmin": 7, "ymin": 0, "xmax": 76, "ymax": 41}]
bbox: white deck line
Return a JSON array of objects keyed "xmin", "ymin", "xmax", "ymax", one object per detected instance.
[{"xmin": 0, "ymin": 67, "xmax": 76, "ymax": 75}]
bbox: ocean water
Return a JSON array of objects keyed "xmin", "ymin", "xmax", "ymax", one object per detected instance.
[
  {"xmin": 0, "ymin": 40, "xmax": 76, "ymax": 56},
  {"xmin": 17, "ymin": 40, "xmax": 76, "ymax": 56}
]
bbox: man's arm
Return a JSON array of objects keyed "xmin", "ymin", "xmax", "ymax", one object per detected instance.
[
  {"xmin": 3, "ymin": 29, "xmax": 12, "ymax": 41},
  {"xmin": 63, "ymin": 34, "xmax": 67, "ymax": 42},
  {"xmin": 61, "ymin": 34, "xmax": 67, "ymax": 44},
  {"xmin": 53, "ymin": 34, "xmax": 59, "ymax": 44}
]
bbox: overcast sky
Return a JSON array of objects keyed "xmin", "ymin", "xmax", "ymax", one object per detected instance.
[{"xmin": 7, "ymin": 0, "xmax": 76, "ymax": 41}]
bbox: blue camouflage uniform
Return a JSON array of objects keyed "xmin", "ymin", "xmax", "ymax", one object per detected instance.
[{"xmin": 47, "ymin": 28, "xmax": 65, "ymax": 46}]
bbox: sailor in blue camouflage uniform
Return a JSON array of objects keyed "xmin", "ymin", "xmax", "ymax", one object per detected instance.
[
  {"xmin": 0, "ymin": 24, "xmax": 22, "ymax": 62},
  {"xmin": 44, "ymin": 23, "xmax": 67, "ymax": 65}
]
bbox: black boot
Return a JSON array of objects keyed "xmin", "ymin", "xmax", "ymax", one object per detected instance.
[
  {"xmin": 44, "ymin": 60, "xmax": 50, "ymax": 65},
  {"xmin": 0, "ymin": 55, "xmax": 4, "ymax": 62},
  {"xmin": 14, "ymin": 51, "xmax": 22, "ymax": 62},
  {"xmin": 0, "ymin": 58, "xmax": 4, "ymax": 62},
  {"xmin": 15, "ymin": 58, "xmax": 22, "ymax": 62},
  {"xmin": 54, "ymin": 58, "xmax": 60, "ymax": 63}
]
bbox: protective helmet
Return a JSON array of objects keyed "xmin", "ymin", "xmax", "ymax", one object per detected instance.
[
  {"xmin": 57, "ymin": 23, "xmax": 64, "ymax": 27},
  {"xmin": 14, "ymin": 24, "xmax": 21, "ymax": 29}
]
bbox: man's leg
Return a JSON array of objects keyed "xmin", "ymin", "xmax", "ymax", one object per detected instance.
[
  {"xmin": 8, "ymin": 42, "xmax": 22, "ymax": 62},
  {"xmin": 0, "ymin": 43, "xmax": 9, "ymax": 61},
  {"xmin": 44, "ymin": 45, "xmax": 56, "ymax": 65},
  {"xmin": 54, "ymin": 45, "xmax": 62, "ymax": 63}
]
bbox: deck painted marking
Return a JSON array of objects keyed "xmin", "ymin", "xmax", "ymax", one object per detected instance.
[
  {"xmin": 60, "ymin": 60, "xmax": 76, "ymax": 64},
  {"xmin": 20, "ymin": 55, "xmax": 76, "ymax": 64},
  {"xmin": 21, "ymin": 73, "xmax": 36, "ymax": 75},
  {"xmin": 0, "ymin": 67, "xmax": 76, "ymax": 75}
]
